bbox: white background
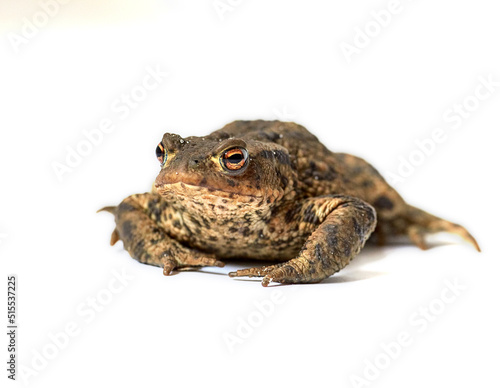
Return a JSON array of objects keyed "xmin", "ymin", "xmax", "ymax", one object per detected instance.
[{"xmin": 1, "ymin": 1, "xmax": 499, "ymax": 387}]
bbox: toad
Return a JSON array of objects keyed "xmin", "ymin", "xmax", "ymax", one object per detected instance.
[{"xmin": 100, "ymin": 120, "xmax": 479, "ymax": 286}]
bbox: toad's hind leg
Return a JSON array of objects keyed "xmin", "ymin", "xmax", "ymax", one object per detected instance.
[
  {"xmin": 405, "ymin": 205, "xmax": 480, "ymax": 251},
  {"xmin": 99, "ymin": 193, "xmax": 225, "ymax": 275},
  {"xmin": 376, "ymin": 204, "xmax": 480, "ymax": 251},
  {"xmin": 229, "ymin": 195, "xmax": 377, "ymax": 286}
]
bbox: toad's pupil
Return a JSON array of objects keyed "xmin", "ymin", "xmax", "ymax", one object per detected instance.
[
  {"xmin": 156, "ymin": 145, "xmax": 163, "ymax": 159},
  {"xmin": 156, "ymin": 144, "xmax": 166, "ymax": 164},
  {"xmin": 228, "ymin": 153, "xmax": 243, "ymax": 163}
]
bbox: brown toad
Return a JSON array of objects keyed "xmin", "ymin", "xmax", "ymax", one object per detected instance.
[{"xmin": 100, "ymin": 120, "xmax": 479, "ymax": 286}]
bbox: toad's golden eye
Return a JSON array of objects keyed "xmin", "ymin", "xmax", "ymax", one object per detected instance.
[
  {"xmin": 221, "ymin": 147, "xmax": 249, "ymax": 172},
  {"xmin": 156, "ymin": 143, "xmax": 167, "ymax": 165}
]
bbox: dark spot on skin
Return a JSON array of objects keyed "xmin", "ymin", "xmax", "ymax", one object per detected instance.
[
  {"xmin": 200, "ymin": 177, "xmax": 208, "ymax": 186},
  {"xmin": 325, "ymin": 166, "xmax": 338, "ymax": 181},
  {"xmin": 361, "ymin": 204, "xmax": 377, "ymax": 225},
  {"xmin": 151, "ymin": 206, "xmax": 163, "ymax": 221},
  {"xmin": 325, "ymin": 225, "xmax": 338, "ymax": 250},
  {"xmin": 218, "ymin": 205, "xmax": 226, "ymax": 210},
  {"xmin": 256, "ymin": 131, "xmax": 280, "ymax": 141},
  {"xmin": 141, "ymin": 253, "xmax": 152, "ymax": 264},
  {"xmin": 162, "ymin": 249, "xmax": 173, "ymax": 258},
  {"xmin": 222, "ymin": 199, "xmax": 228, "ymax": 203},
  {"xmin": 190, "ymin": 217, "xmax": 201, "ymax": 228},
  {"xmin": 226, "ymin": 179, "xmax": 236, "ymax": 187},
  {"xmin": 285, "ymin": 206, "xmax": 300, "ymax": 223},
  {"xmin": 273, "ymin": 150, "xmax": 291, "ymax": 165},
  {"xmin": 151, "ymin": 227, "xmax": 162, "ymax": 235},
  {"xmin": 315, "ymin": 243, "xmax": 330, "ymax": 269},
  {"xmin": 361, "ymin": 180, "xmax": 373, "ymax": 188},
  {"xmin": 229, "ymin": 227, "xmax": 238, "ymax": 233},
  {"xmin": 183, "ymin": 223, "xmax": 192, "ymax": 235},
  {"xmin": 374, "ymin": 196, "xmax": 394, "ymax": 210},
  {"xmin": 259, "ymin": 150, "xmax": 274, "ymax": 159},
  {"xmin": 168, "ymin": 214, "xmax": 172, "ymax": 220},
  {"xmin": 352, "ymin": 217, "xmax": 362, "ymax": 238},
  {"xmin": 202, "ymin": 218, "xmax": 212, "ymax": 229},
  {"xmin": 242, "ymin": 227, "xmax": 250, "ymax": 237},
  {"xmin": 132, "ymin": 239, "xmax": 146, "ymax": 261},
  {"xmin": 173, "ymin": 220, "xmax": 181, "ymax": 229},
  {"xmin": 147, "ymin": 198, "xmax": 168, "ymax": 222},
  {"xmin": 120, "ymin": 221, "xmax": 135, "ymax": 241},
  {"xmin": 303, "ymin": 204, "xmax": 318, "ymax": 224},
  {"xmin": 255, "ymin": 210, "xmax": 266, "ymax": 219},
  {"xmin": 344, "ymin": 244, "xmax": 352, "ymax": 258},
  {"xmin": 149, "ymin": 238, "xmax": 162, "ymax": 245},
  {"xmin": 118, "ymin": 202, "xmax": 136, "ymax": 213},
  {"xmin": 209, "ymin": 236, "xmax": 218, "ymax": 241},
  {"xmin": 259, "ymin": 149, "xmax": 290, "ymax": 166},
  {"xmin": 280, "ymin": 174, "xmax": 289, "ymax": 188}
]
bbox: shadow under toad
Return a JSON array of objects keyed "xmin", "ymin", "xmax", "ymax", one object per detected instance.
[{"xmin": 195, "ymin": 243, "xmax": 404, "ymax": 286}]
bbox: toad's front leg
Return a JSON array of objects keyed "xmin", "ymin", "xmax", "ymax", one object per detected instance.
[
  {"xmin": 100, "ymin": 193, "xmax": 224, "ymax": 275},
  {"xmin": 229, "ymin": 195, "xmax": 377, "ymax": 286}
]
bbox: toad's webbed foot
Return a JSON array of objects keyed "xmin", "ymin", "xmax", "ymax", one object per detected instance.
[{"xmin": 229, "ymin": 195, "xmax": 377, "ymax": 286}]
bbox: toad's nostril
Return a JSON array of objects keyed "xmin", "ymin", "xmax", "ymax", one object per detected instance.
[{"xmin": 189, "ymin": 158, "xmax": 201, "ymax": 168}]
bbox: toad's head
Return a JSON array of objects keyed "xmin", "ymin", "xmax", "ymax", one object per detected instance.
[{"xmin": 154, "ymin": 132, "xmax": 294, "ymax": 210}]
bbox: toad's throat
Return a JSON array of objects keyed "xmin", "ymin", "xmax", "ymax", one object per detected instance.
[{"xmin": 155, "ymin": 182, "xmax": 275, "ymax": 218}]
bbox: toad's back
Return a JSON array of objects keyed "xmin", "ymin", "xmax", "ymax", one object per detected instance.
[{"xmin": 210, "ymin": 120, "xmax": 405, "ymax": 221}]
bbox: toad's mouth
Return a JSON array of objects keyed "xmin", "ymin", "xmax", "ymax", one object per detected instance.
[
  {"xmin": 154, "ymin": 171, "xmax": 282, "ymax": 204},
  {"xmin": 155, "ymin": 180, "xmax": 262, "ymax": 200}
]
